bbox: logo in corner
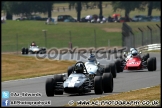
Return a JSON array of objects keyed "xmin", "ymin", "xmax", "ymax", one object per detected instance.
[
  {"xmin": 2, "ymin": 99, "xmax": 10, "ymax": 106},
  {"xmin": 2, "ymin": 91, "xmax": 9, "ymax": 99}
]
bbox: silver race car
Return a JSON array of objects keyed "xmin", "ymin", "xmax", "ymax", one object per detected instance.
[
  {"xmin": 68, "ymin": 54, "xmax": 117, "ymax": 78},
  {"xmin": 45, "ymin": 61, "xmax": 113, "ymax": 96}
]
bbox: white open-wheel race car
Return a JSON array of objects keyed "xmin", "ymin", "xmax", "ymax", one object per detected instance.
[{"xmin": 21, "ymin": 45, "xmax": 46, "ymax": 54}]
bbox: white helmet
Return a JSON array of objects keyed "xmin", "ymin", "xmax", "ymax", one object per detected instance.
[
  {"xmin": 130, "ymin": 48, "xmax": 135, "ymax": 52},
  {"xmin": 132, "ymin": 50, "xmax": 138, "ymax": 56}
]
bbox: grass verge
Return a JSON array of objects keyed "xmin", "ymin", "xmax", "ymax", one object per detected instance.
[
  {"xmin": 146, "ymin": 50, "xmax": 161, "ymax": 52},
  {"xmin": 2, "ymin": 20, "xmax": 160, "ymax": 52},
  {"xmin": 2, "ymin": 54, "xmax": 76, "ymax": 82},
  {"xmin": 64, "ymin": 85, "xmax": 161, "ymax": 107}
]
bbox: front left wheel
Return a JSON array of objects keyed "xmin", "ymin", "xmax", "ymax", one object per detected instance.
[
  {"xmin": 45, "ymin": 78, "xmax": 55, "ymax": 97},
  {"xmin": 54, "ymin": 75, "xmax": 64, "ymax": 95}
]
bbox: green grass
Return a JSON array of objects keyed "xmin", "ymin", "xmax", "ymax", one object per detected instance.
[
  {"xmin": 2, "ymin": 20, "xmax": 160, "ymax": 52},
  {"xmin": 146, "ymin": 50, "xmax": 161, "ymax": 52},
  {"xmin": 2, "ymin": 2, "xmax": 161, "ymax": 52}
]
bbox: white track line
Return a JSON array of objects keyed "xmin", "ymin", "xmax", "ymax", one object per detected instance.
[{"xmin": 2, "ymin": 73, "xmax": 66, "ymax": 83}]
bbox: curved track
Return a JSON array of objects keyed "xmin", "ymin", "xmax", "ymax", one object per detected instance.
[{"xmin": 2, "ymin": 52, "xmax": 161, "ymax": 106}]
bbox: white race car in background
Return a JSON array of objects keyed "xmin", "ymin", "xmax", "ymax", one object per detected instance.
[
  {"xmin": 21, "ymin": 46, "xmax": 46, "ymax": 54},
  {"xmin": 67, "ymin": 60, "xmax": 117, "ymax": 78}
]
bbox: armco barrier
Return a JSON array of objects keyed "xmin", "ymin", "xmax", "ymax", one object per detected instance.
[{"xmin": 137, "ymin": 43, "xmax": 161, "ymax": 52}]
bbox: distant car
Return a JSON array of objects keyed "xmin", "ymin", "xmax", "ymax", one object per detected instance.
[
  {"xmin": 26, "ymin": 15, "xmax": 47, "ymax": 21},
  {"xmin": 21, "ymin": 45, "xmax": 46, "ymax": 54},
  {"xmin": 80, "ymin": 17, "xmax": 89, "ymax": 22},
  {"xmin": 118, "ymin": 17, "xmax": 132, "ymax": 22},
  {"xmin": 64, "ymin": 17, "xmax": 77, "ymax": 22},
  {"xmin": 90, "ymin": 14, "xmax": 99, "ymax": 23},
  {"xmin": 15, "ymin": 17, "xmax": 27, "ymax": 21},
  {"xmin": 57, "ymin": 15, "xmax": 77, "ymax": 22},
  {"xmin": 151, "ymin": 16, "xmax": 161, "ymax": 22},
  {"xmin": 132, "ymin": 15, "xmax": 147, "ymax": 22}
]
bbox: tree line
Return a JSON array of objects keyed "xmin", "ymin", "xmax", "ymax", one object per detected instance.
[{"xmin": 2, "ymin": 1, "xmax": 161, "ymax": 21}]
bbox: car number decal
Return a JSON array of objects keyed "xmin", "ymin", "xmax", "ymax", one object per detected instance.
[{"xmin": 68, "ymin": 77, "xmax": 78, "ymax": 87}]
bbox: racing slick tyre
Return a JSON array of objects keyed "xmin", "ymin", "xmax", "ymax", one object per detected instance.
[
  {"xmin": 22, "ymin": 48, "xmax": 25, "ymax": 54},
  {"xmin": 43, "ymin": 50, "xmax": 47, "ymax": 54},
  {"xmin": 115, "ymin": 59, "xmax": 122, "ymax": 73},
  {"xmin": 39, "ymin": 50, "xmax": 44, "ymax": 54},
  {"xmin": 102, "ymin": 73, "xmax": 113, "ymax": 93},
  {"xmin": 67, "ymin": 65, "xmax": 75, "ymax": 76},
  {"xmin": 94, "ymin": 76, "xmax": 103, "ymax": 94},
  {"xmin": 119, "ymin": 59, "xmax": 124, "ymax": 72},
  {"xmin": 153, "ymin": 57, "xmax": 156, "ymax": 71},
  {"xmin": 25, "ymin": 48, "xmax": 28, "ymax": 54},
  {"xmin": 45, "ymin": 78, "xmax": 55, "ymax": 97},
  {"xmin": 142, "ymin": 53, "xmax": 149, "ymax": 61},
  {"xmin": 105, "ymin": 65, "xmax": 111, "ymax": 73},
  {"xmin": 110, "ymin": 63, "xmax": 117, "ymax": 78},
  {"xmin": 54, "ymin": 75, "xmax": 64, "ymax": 95},
  {"xmin": 147, "ymin": 57, "xmax": 154, "ymax": 71}
]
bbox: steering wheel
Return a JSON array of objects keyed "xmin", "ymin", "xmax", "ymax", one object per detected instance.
[{"xmin": 73, "ymin": 61, "xmax": 89, "ymax": 74}]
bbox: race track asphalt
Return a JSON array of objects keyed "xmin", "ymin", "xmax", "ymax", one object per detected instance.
[{"xmin": 2, "ymin": 52, "xmax": 161, "ymax": 107}]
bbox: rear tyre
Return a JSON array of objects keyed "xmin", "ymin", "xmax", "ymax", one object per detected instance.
[
  {"xmin": 94, "ymin": 76, "xmax": 103, "ymax": 94},
  {"xmin": 45, "ymin": 78, "xmax": 55, "ymax": 97},
  {"xmin": 102, "ymin": 73, "xmax": 113, "ymax": 93},
  {"xmin": 110, "ymin": 63, "xmax": 117, "ymax": 78},
  {"xmin": 105, "ymin": 65, "xmax": 111, "ymax": 73},
  {"xmin": 147, "ymin": 57, "xmax": 154, "ymax": 71},
  {"xmin": 115, "ymin": 59, "xmax": 121, "ymax": 73},
  {"xmin": 152, "ymin": 57, "xmax": 156, "ymax": 71},
  {"xmin": 54, "ymin": 75, "xmax": 64, "ymax": 95},
  {"xmin": 22, "ymin": 48, "xmax": 25, "ymax": 54},
  {"xmin": 67, "ymin": 65, "xmax": 74, "ymax": 76},
  {"xmin": 25, "ymin": 48, "xmax": 28, "ymax": 54}
]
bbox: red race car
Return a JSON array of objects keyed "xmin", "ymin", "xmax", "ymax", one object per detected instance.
[
  {"xmin": 115, "ymin": 52, "xmax": 156, "ymax": 72},
  {"xmin": 124, "ymin": 55, "xmax": 156, "ymax": 71}
]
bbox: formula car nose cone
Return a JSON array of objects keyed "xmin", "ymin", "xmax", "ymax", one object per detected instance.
[{"xmin": 33, "ymin": 48, "xmax": 39, "ymax": 52}]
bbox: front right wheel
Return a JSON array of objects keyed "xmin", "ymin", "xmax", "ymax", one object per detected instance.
[
  {"xmin": 147, "ymin": 57, "xmax": 154, "ymax": 71},
  {"xmin": 110, "ymin": 63, "xmax": 117, "ymax": 78},
  {"xmin": 102, "ymin": 73, "xmax": 113, "ymax": 93},
  {"xmin": 94, "ymin": 76, "xmax": 103, "ymax": 94}
]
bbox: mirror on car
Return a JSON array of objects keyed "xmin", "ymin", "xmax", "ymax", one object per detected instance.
[
  {"xmin": 123, "ymin": 52, "xmax": 127, "ymax": 57},
  {"xmin": 97, "ymin": 62, "xmax": 100, "ymax": 66}
]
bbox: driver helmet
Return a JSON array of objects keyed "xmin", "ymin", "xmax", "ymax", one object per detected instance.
[
  {"xmin": 130, "ymin": 48, "xmax": 135, "ymax": 52},
  {"xmin": 75, "ymin": 63, "xmax": 84, "ymax": 73},
  {"xmin": 88, "ymin": 54, "xmax": 96, "ymax": 62},
  {"xmin": 31, "ymin": 42, "xmax": 36, "ymax": 46},
  {"xmin": 132, "ymin": 50, "xmax": 138, "ymax": 56}
]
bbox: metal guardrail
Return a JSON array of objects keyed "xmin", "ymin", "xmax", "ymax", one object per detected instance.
[{"xmin": 137, "ymin": 43, "xmax": 161, "ymax": 52}]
